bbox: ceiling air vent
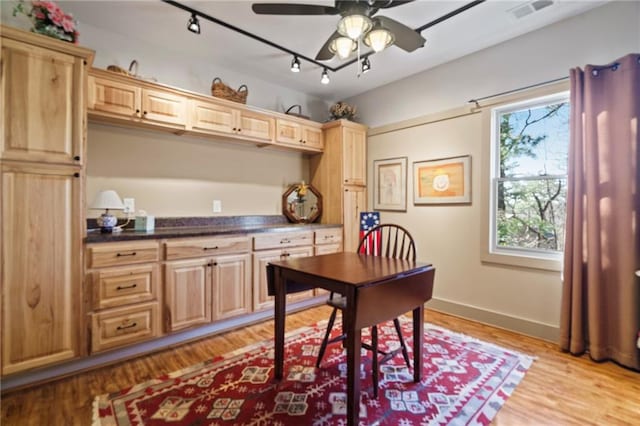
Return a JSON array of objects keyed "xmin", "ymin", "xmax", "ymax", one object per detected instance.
[{"xmin": 509, "ymin": 0, "xmax": 554, "ymax": 20}]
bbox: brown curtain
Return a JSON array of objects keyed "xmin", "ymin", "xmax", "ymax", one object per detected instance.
[{"xmin": 560, "ymin": 54, "xmax": 640, "ymax": 370}]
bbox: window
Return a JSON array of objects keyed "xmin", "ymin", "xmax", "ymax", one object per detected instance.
[{"xmin": 488, "ymin": 92, "xmax": 570, "ymax": 265}]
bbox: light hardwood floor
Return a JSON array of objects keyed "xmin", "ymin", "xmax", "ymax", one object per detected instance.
[{"xmin": 2, "ymin": 306, "xmax": 639, "ymax": 425}]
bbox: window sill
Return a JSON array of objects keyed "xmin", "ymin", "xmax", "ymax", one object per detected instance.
[{"xmin": 480, "ymin": 250, "xmax": 562, "ymax": 272}]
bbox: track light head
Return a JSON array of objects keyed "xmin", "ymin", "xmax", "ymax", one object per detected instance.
[
  {"xmin": 290, "ymin": 56, "xmax": 301, "ymax": 73},
  {"xmin": 187, "ymin": 13, "xmax": 201, "ymax": 34},
  {"xmin": 320, "ymin": 68, "xmax": 330, "ymax": 85},
  {"xmin": 361, "ymin": 57, "xmax": 371, "ymax": 73}
]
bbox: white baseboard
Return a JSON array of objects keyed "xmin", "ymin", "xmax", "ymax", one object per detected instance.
[{"xmin": 426, "ymin": 298, "xmax": 560, "ymax": 343}]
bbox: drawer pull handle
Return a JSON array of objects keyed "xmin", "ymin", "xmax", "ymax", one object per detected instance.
[
  {"xmin": 203, "ymin": 246, "xmax": 219, "ymax": 251},
  {"xmin": 117, "ymin": 322, "xmax": 137, "ymax": 331},
  {"xmin": 324, "ymin": 235, "xmax": 334, "ymax": 239},
  {"xmin": 280, "ymin": 239, "xmax": 291, "ymax": 244},
  {"xmin": 116, "ymin": 283, "xmax": 138, "ymax": 291},
  {"xmin": 116, "ymin": 252, "xmax": 137, "ymax": 257},
  {"xmin": 281, "ymin": 252, "xmax": 290, "ymax": 258}
]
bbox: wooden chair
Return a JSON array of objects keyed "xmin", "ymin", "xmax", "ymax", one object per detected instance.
[{"xmin": 315, "ymin": 224, "xmax": 416, "ymax": 398}]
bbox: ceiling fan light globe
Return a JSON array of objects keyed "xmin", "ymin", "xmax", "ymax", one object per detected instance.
[
  {"xmin": 364, "ymin": 28, "xmax": 394, "ymax": 53},
  {"xmin": 337, "ymin": 14, "xmax": 372, "ymax": 40},
  {"xmin": 329, "ymin": 37, "xmax": 356, "ymax": 59},
  {"xmin": 320, "ymin": 69, "xmax": 330, "ymax": 84}
]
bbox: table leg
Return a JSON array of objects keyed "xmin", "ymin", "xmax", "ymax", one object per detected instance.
[
  {"xmin": 274, "ymin": 268, "xmax": 285, "ymax": 381},
  {"xmin": 413, "ymin": 304, "xmax": 424, "ymax": 382},
  {"xmin": 345, "ymin": 300, "xmax": 361, "ymax": 426}
]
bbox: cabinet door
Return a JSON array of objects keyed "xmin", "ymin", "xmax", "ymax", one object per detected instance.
[
  {"xmin": 1, "ymin": 164, "xmax": 82, "ymax": 375},
  {"xmin": 141, "ymin": 89, "xmax": 187, "ymax": 127},
  {"xmin": 88, "ymin": 75, "xmax": 141, "ymax": 118},
  {"xmin": 211, "ymin": 253, "xmax": 251, "ymax": 321},
  {"xmin": 302, "ymin": 125, "xmax": 324, "ymax": 151},
  {"xmin": 343, "ymin": 126, "xmax": 366, "ymax": 185},
  {"xmin": 238, "ymin": 110, "xmax": 274, "ymax": 142},
  {"xmin": 275, "ymin": 119, "xmax": 302, "ymax": 145},
  {"xmin": 188, "ymin": 99, "xmax": 235, "ymax": 135},
  {"xmin": 1, "ymin": 39, "xmax": 84, "ymax": 165},
  {"xmin": 252, "ymin": 246, "xmax": 314, "ymax": 311},
  {"xmin": 343, "ymin": 185, "xmax": 367, "ymax": 253},
  {"xmin": 164, "ymin": 258, "xmax": 212, "ymax": 331}
]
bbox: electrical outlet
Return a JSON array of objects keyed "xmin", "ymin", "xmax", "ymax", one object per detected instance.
[
  {"xmin": 123, "ymin": 198, "xmax": 135, "ymax": 215},
  {"xmin": 213, "ymin": 200, "xmax": 222, "ymax": 213}
]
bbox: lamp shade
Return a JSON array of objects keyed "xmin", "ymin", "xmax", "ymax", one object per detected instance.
[
  {"xmin": 337, "ymin": 14, "xmax": 372, "ymax": 40},
  {"xmin": 90, "ymin": 190, "xmax": 125, "ymax": 210},
  {"xmin": 329, "ymin": 36, "xmax": 356, "ymax": 59},
  {"xmin": 364, "ymin": 27, "xmax": 394, "ymax": 53}
]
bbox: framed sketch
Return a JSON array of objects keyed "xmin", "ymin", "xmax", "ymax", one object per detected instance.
[
  {"xmin": 373, "ymin": 157, "xmax": 407, "ymax": 211},
  {"xmin": 413, "ymin": 155, "xmax": 471, "ymax": 204}
]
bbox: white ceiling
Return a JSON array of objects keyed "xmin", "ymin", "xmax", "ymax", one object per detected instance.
[{"xmin": 62, "ymin": 0, "xmax": 607, "ymax": 100}]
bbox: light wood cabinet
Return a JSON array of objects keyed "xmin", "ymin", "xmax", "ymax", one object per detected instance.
[
  {"xmin": 88, "ymin": 71, "xmax": 187, "ymax": 130},
  {"xmin": 252, "ymin": 230, "xmax": 315, "ymax": 311},
  {"xmin": 1, "ymin": 163, "xmax": 83, "ymax": 374},
  {"xmin": 275, "ymin": 118, "xmax": 323, "ymax": 152},
  {"xmin": 164, "ymin": 258, "xmax": 212, "ymax": 331},
  {"xmin": 0, "ymin": 26, "xmax": 93, "ymax": 376},
  {"xmin": 1, "ymin": 32, "xmax": 87, "ymax": 165},
  {"xmin": 311, "ymin": 120, "xmax": 368, "ymax": 252},
  {"xmin": 189, "ymin": 99, "xmax": 274, "ymax": 143},
  {"xmin": 164, "ymin": 236, "xmax": 251, "ymax": 331},
  {"xmin": 252, "ymin": 245, "xmax": 314, "ymax": 311},
  {"xmin": 85, "ymin": 240, "xmax": 162, "ymax": 353},
  {"xmin": 313, "ymin": 227, "xmax": 343, "ymax": 296}
]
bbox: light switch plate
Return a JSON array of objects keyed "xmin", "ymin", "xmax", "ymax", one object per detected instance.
[
  {"xmin": 213, "ymin": 200, "xmax": 222, "ymax": 213},
  {"xmin": 123, "ymin": 198, "xmax": 135, "ymax": 214}
]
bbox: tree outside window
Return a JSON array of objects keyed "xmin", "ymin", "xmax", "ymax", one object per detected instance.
[{"xmin": 491, "ymin": 93, "xmax": 570, "ymax": 256}]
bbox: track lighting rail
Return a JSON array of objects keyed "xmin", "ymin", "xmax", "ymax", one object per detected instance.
[{"xmin": 161, "ymin": 0, "xmax": 486, "ymax": 77}]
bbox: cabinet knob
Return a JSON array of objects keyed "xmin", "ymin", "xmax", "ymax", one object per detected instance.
[
  {"xmin": 74, "ymin": 155, "xmax": 80, "ymax": 161},
  {"xmin": 73, "ymin": 172, "xmax": 80, "ymax": 178},
  {"xmin": 142, "ymin": 111, "xmax": 148, "ymax": 116},
  {"xmin": 135, "ymin": 109, "xmax": 140, "ymax": 114},
  {"xmin": 237, "ymin": 128, "xmax": 242, "ymax": 132},
  {"xmin": 233, "ymin": 127, "xmax": 237, "ymax": 131}
]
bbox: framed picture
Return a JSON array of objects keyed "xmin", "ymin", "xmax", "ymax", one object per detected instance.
[
  {"xmin": 413, "ymin": 155, "xmax": 471, "ymax": 204},
  {"xmin": 373, "ymin": 157, "xmax": 407, "ymax": 211}
]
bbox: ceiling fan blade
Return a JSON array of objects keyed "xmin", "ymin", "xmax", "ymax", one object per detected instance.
[
  {"xmin": 252, "ymin": 3, "xmax": 340, "ymax": 15},
  {"xmin": 376, "ymin": 16, "xmax": 425, "ymax": 52},
  {"xmin": 315, "ymin": 31, "xmax": 340, "ymax": 61},
  {"xmin": 379, "ymin": 0, "xmax": 416, "ymax": 9}
]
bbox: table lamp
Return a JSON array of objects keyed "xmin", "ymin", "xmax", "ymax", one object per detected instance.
[{"xmin": 90, "ymin": 190, "xmax": 125, "ymax": 233}]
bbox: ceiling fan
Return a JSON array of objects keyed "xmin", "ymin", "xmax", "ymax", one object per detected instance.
[{"xmin": 252, "ymin": 1, "xmax": 426, "ymax": 61}]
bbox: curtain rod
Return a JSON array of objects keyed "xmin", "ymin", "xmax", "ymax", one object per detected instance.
[{"xmin": 468, "ymin": 76, "xmax": 569, "ymax": 107}]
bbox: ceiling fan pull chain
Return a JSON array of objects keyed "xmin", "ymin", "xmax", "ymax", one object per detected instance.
[{"xmin": 356, "ymin": 39, "xmax": 362, "ymax": 78}]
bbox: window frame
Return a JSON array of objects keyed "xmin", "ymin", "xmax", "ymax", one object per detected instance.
[{"xmin": 479, "ymin": 82, "xmax": 569, "ymax": 271}]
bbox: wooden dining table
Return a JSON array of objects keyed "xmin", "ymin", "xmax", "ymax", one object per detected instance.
[{"xmin": 267, "ymin": 252, "xmax": 435, "ymax": 426}]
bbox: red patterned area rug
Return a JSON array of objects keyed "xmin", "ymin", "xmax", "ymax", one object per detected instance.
[{"xmin": 93, "ymin": 320, "xmax": 534, "ymax": 425}]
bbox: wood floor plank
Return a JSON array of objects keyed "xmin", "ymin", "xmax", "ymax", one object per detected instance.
[{"xmin": 1, "ymin": 306, "xmax": 638, "ymax": 425}]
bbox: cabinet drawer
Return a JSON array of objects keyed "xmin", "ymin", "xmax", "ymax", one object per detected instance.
[
  {"xmin": 91, "ymin": 302, "xmax": 160, "ymax": 353},
  {"xmin": 91, "ymin": 264, "xmax": 158, "ymax": 310},
  {"xmin": 87, "ymin": 241, "xmax": 159, "ymax": 268},
  {"xmin": 164, "ymin": 236, "xmax": 250, "ymax": 260},
  {"xmin": 253, "ymin": 231, "xmax": 313, "ymax": 250},
  {"xmin": 314, "ymin": 228, "xmax": 343, "ymax": 245},
  {"xmin": 314, "ymin": 243, "xmax": 342, "ymax": 255}
]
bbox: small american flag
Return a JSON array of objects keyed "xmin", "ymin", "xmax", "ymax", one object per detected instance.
[{"xmin": 359, "ymin": 212, "xmax": 381, "ymax": 255}]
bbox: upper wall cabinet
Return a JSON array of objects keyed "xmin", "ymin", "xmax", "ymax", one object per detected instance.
[
  {"xmin": 88, "ymin": 72, "xmax": 187, "ymax": 131},
  {"xmin": 189, "ymin": 98, "xmax": 274, "ymax": 143},
  {"xmin": 1, "ymin": 35, "xmax": 89, "ymax": 165},
  {"xmin": 275, "ymin": 118, "xmax": 323, "ymax": 153},
  {"xmin": 85, "ymin": 68, "xmax": 329, "ymax": 152}
]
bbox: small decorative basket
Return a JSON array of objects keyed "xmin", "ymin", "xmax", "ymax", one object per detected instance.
[
  {"xmin": 106, "ymin": 60, "xmax": 139, "ymax": 77},
  {"xmin": 285, "ymin": 104, "xmax": 310, "ymax": 120},
  {"xmin": 211, "ymin": 78, "xmax": 248, "ymax": 104}
]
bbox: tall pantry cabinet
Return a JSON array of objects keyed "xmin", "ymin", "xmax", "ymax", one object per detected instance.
[
  {"xmin": 0, "ymin": 26, "xmax": 94, "ymax": 375},
  {"xmin": 310, "ymin": 120, "xmax": 367, "ymax": 252}
]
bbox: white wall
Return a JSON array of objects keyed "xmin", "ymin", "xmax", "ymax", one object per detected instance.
[{"xmin": 345, "ymin": 1, "xmax": 640, "ymax": 340}]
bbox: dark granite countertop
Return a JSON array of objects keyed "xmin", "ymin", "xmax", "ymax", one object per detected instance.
[{"xmin": 84, "ymin": 215, "xmax": 341, "ymax": 244}]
